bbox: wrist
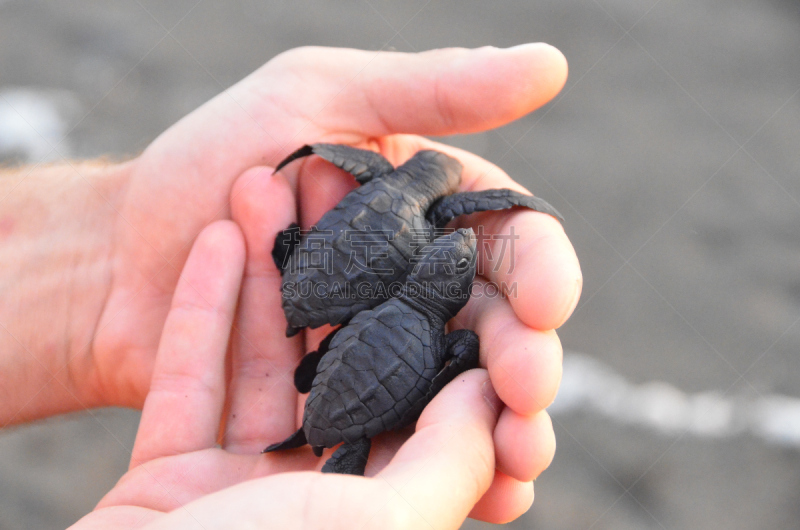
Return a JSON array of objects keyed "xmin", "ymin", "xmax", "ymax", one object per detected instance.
[{"xmin": 0, "ymin": 159, "xmax": 132, "ymax": 424}]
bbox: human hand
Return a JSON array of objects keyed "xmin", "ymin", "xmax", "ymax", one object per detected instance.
[
  {"xmin": 73, "ymin": 220, "xmax": 512, "ymax": 529},
  {"xmin": 86, "ymin": 44, "xmax": 579, "ymax": 522},
  {"xmin": 89, "ymin": 43, "xmax": 574, "ymax": 407}
]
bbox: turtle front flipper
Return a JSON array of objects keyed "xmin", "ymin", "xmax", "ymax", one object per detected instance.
[
  {"xmin": 426, "ymin": 329, "xmax": 481, "ymax": 397},
  {"xmin": 321, "ymin": 438, "xmax": 371, "ymax": 475},
  {"xmin": 274, "ymin": 143, "xmax": 394, "ymax": 184},
  {"xmin": 294, "ymin": 326, "xmax": 340, "ymax": 393},
  {"xmin": 426, "ymin": 189, "xmax": 564, "ymax": 228},
  {"xmin": 395, "ymin": 329, "xmax": 481, "ymax": 429}
]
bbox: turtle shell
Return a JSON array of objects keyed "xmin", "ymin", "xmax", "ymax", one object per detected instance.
[
  {"xmin": 301, "ymin": 299, "xmax": 441, "ymax": 448},
  {"xmin": 281, "ymin": 151, "xmax": 461, "ymax": 330}
]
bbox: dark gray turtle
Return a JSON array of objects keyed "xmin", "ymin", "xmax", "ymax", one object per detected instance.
[
  {"xmin": 272, "ymin": 143, "xmax": 563, "ymax": 337},
  {"xmin": 264, "ymin": 229, "xmax": 480, "ymax": 475}
]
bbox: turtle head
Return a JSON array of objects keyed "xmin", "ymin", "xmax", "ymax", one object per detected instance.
[{"xmin": 404, "ymin": 228, "xmax": 477, "ymax": 319}]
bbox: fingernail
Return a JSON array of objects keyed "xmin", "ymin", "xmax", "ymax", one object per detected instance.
[
  {"xmin": 560, "ymin": 276, "xmax": 582, "ymax": 324},
  {"xmin": 504, "ymin": 42, "xmax": 550, "ymax": 52}
]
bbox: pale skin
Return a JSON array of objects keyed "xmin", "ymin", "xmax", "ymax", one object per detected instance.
[{"xmin": 0, "ymin": 44, "xmax": 581, "ymax": 527}]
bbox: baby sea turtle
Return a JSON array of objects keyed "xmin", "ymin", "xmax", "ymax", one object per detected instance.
[
  {"xmin": 272, "ymin": 143, "xmax": 563, "ymax": 337},
  {"xmin": 264, "ymin": 229, "xmax": 480, "ymax": 475}
]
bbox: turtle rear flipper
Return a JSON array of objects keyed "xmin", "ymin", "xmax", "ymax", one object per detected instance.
[
  {"xmin": 321, "ymin": 438, "xmax": 371, "ymax": 475},
  {"xmin": 263, "ymin": 427, "xmax": 307, "ymax": 453},
  {"xmin": 427, "ymin": 189, "xmax": 564, "ymax": 228},
  {"xmin": 272, "ymin": 222, "xmax": 301, "ymax": 272},
  {"xmin": 274, "ymin": 143, "xmax": 394, "ymax": 184}
]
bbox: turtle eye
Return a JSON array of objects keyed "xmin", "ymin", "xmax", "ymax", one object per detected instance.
[{"xmin": 456, "ymin": 257, "xmax": 470, "ymax": 271}]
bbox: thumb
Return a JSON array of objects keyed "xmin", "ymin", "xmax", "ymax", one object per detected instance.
[
  {"xmin": 266, "ymin": 43, "xmax": 568, "ymax": 138},
  {"xmin": 373, "ymin": 369, "xmax": 501, "ymax": 529}
]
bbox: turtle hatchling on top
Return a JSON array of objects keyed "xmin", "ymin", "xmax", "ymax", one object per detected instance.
[{"xmin": 272, "ymin": 143, "xmax": 564, "ymax": 337}]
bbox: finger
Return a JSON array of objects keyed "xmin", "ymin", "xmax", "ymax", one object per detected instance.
[
  {"xmin": 224, "ymin": 168, "xmax": 305, "ymax": 453},
  {"xmin": 141, "ymin": 42, "xmax": 568, "ymax": 194},
  {"xmin": 494, "ymin": 409, "xmax": 556, "ymax": 482},
  {"xmin": 131, "ymin": 221, "xmax": 245, "ymax": 466},
  {"xmin": 98, "ymin": 449, "xmax": 322, "ymax": 513},
  {"xmin": 266, "ymin": 44, "xmax": 566, "ymax": 200},
  {"xmin": 453, "ymin": 277, "xmax": 563, "ymax": 416},
  {"xmin": 137, "ymin": 470, "xmax": 528, "ymax": 530},
  {"xmin": 380, "ymin": 135, "xmax": 583, "ymax": 330},
  {"xmin": 373, "ymin": 370, "xmax": 500, "ymax": 530},
  {"xmin": 468, "ymin": 471, "xmax": 535, "ymax": 524},
  {"xmin": 271, "ymin": 43, "xmax": 568, "ymax": 138}
]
